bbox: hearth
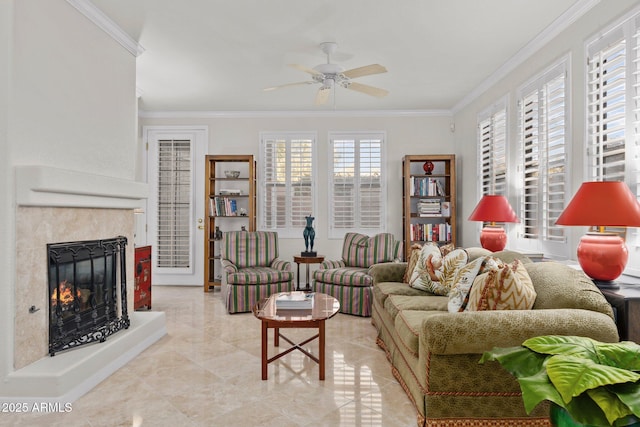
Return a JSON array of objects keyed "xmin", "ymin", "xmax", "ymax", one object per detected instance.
[{"xmin": 48, "ymin": 236, "xmax": 129, "ymax": 356}]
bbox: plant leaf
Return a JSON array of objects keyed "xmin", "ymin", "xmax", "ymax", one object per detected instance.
[
  {"xmin": 546, "ymin": 355, "xmax": 640, "ymax": 403},
  {"xmin": 480, "ymin": 346, "xmax": 547, "ymax": 378},
  {"xmin": 595, "ymin": 341, "xmax": 640, "ymax": 370},
  {"xmin": 561, "ymin": 394, "xmax": 612, "ymax": 427},
  {"xmin": 523, "ymin": 335, "xmax": 599, "ymax": 360},
  {"xmin": 612, "ymin": 381, "xmax": 640, "ymax": 417},
  {"xmin": 516, "ymin": 370, "xmax": 563, "ymax": 413},
  {"xmin": 587, "ymin": 387, "xmax": 634, "ymax": 425}
]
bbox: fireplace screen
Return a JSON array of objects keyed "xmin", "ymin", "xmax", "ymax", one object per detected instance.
[{"xmin": 48, "ymin": 236, "xmax": 129, "ymax": 356}]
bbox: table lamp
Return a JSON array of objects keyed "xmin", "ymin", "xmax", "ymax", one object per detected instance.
[
  {"xmin": 555, "ymin": 181, "xmax": 640, "ymax": 283},
  {"xmin": 468, "ymin": 195, "xmax": 519, "ymax": 252}
]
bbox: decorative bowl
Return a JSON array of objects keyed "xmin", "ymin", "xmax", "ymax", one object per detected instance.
[{"xmin": 224, "ymin": 170, "xmax": 240, "ymax": 179}]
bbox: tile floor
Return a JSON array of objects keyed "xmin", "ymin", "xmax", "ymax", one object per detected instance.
[{"xmin": 2, "ymin": 286, "xmax": 418, "ymax": 427}]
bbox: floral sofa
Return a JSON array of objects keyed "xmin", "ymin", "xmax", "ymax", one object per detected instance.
[
  {"xmin": 312, "ymin": 232, "xmax": 403, "ymax": 316},
  {"xmin": 369, "ymin": 247, "xmax": 619, "ymax": 427}
]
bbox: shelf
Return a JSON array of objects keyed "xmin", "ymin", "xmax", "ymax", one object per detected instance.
[
  {"xmin": 402, "ymin": 154, "xmax": 456, "ymax": 261},
  {"xmin": 204, "ymin": 155, "xmax": 256, "ymax": 292}
]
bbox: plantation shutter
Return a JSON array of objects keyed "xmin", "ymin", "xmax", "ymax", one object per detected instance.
[
  {"xmin": 478, "ymin": 106, "xmax": 507, "ymax": 196},
  {"xmin": 586, "ymin": 11, "xmax": 640, "ymax": 274},
  {"xmin": 519, "ymin": 64, "xmax": 567, "ymax": 243},
  {"xmin": 260, "ymin": 133, "xmax": 315, "ymax": 236},
  {"xmin": 329, "ymin": 132, "xmax": 386, "ymax": 238},
  {"xmin": 156, "ymin": 140, "xmax": 192, "ymax": 268}
]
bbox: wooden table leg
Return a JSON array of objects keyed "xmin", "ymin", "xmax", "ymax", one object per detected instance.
[
  {"xmin": 319, "ymin": 320, "xmax": 325, "ymax": 380},
  {"xmin": 274, "ymin": 327, "xmax": 279, "ymax": 346},
  {"xmin": 261, "ymin": 320, "xmax": 268, "ymax": 380}
]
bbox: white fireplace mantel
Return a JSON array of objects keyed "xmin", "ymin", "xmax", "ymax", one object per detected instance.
[{"xmin": 15, "ymin": 166, "xmax": 148, "ymax": 209}]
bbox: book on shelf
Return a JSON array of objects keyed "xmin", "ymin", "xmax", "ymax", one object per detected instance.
[
  {"xmin": 441, "ymin": 202, "xmax": 450, "ymax": 216},
  {"xmin": 275, "ymin": 292, "xmax": 314, "ymax": 309},
  {"xmin": 209, "ymin": 197, "xmax": 238, "ymax": 216},
  {"xmin": 411, "ymin": 177, "xmax": 446, "ymax": 197}
]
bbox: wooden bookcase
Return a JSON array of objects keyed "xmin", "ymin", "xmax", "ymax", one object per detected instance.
[
  {"xmin": 204, "ymin": 155, "xmax": 256, "ymax": 292},
  {"xmin": 402, "ymin": 154, "xmax": 456, "ymax": 260}
]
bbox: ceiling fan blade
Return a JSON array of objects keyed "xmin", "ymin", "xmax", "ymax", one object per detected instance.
[
  {"xmin": 289, "ymin": 63, "xmax": 323, "ymax": 76},
  {"xmin": 345, "ymin": 81, "xmax": 389, "ymax": 98},
  {"xmin": 342, "ymin": 64, "xmax": 387, "ymax": 79},
  {"xmin": 314, "ymin": 87, "xmax": 331, "ymax": 105},
  {"xmin": 264, "ymin": 81, "xmax": 316, "ymax": 91}
]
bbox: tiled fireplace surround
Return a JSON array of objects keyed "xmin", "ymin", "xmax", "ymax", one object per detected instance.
[{"xmin": 6, "ymin": 166, "xmax": 167, "ymax": 402}]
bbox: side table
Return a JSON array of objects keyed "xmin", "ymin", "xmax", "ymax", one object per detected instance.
[
  {"xmin": 293, "ymin": 255, "xmax": 324, "ymax": 291},
  {"xmin": 600, "ymin": 283, "xmax": 640, "ymax": 343}
]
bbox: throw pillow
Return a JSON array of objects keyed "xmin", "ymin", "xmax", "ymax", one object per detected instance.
[
  {"xmin": 403, "ymin": 243, "xmax": 423, "ymax": 283},
  {"xmin": 466, "ymin": 259, "xmax": 536, "ymax": 311},
  {"xmin": 439, "ymin": 243, "xmax": 455, "ymax": 257},
  {"xmin": 447, "ymin": 256, "xmax": 499, "ymax": 312},
  {"xmin": 409, "ymin": 244, "xmax": 468, "ymax": 296}
]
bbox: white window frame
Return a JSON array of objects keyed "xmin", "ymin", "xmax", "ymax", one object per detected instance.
[
  {"xmin": 258, "ymin": 131, "xmax": 317, "ymax": 238},
  {"xmin": 328, "ymin": 131, "xmax": 387, "ymax": 239},
  {"xmin": 514, "ymin": 56, "xmax": 571, "ymax": 258},
  {"xmin": 585, "ymin": 7, "xmax": 640, "ymax": 277}
]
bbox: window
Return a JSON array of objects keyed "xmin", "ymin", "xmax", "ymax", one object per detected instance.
[
  {"xmin": 586, "ymin": 9, "xmax": 640, "ymax": 275},
  {"xmin": 328, "ymin": 132, "xmax": 386, "ymax": 238},
  {"xmin": 259, "ymin": 132, "xmax": 316, "ymax": 238},
  {"xmin": 478, "ymin": 100, "xmax": 508, "ymax": 196},
  {"xmin": 517, "ymin": 59, "xmax": 569, "ymax": 252}
]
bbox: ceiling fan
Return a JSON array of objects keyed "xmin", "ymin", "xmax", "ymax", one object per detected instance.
[{"xmin": 264, "ymin": 42, "xmax": 389, "ymax": 105}]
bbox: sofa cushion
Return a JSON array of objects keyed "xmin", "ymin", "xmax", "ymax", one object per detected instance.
[
  {"xmin": 409, "ymin": 245, "xmax": 468, "ymax": 295},
  {"xmin": 526, "ymin": 262, "xmax": 614, "ymax": 317},
  {"xmin": 341, "ymin": 232, "xmax": 402, "ymax": 267},
  {"xmin": 313, "ymin": 267, "xmax": 371, "ymax": 287},
  {"xmin": 466, "ymin": 259, "xmax": 536, "ymax": 311},
  {"xmin": 373, "ymin": 281, "xmax": 427, "ymax": 308},
  {"xmin": 226, "ymin": 267, "xmax": 293, "ymax": 285},
  {"xmin": 395, "ymin": 309, "xmax": 444, "ymax": 357},
  {"xmin": 385, "ymin": 294, "xmax": 448, "ymax": 320}
]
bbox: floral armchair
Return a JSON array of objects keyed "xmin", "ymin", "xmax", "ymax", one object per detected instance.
[{"xmin": 312, "ymin": 232, "xmax": 403, "ymax": 316}]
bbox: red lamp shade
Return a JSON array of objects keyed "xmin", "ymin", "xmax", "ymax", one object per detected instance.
[
  {"xmin": 556, "ymin": 181, "xmax": 640, "ymax": 281},
  {"xmin": 468, "ymin": 195, "xmax": 519, "ymax": 252}
]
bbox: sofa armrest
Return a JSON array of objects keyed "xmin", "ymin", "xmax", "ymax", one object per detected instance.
[
  {"xmin": 421, "ymin": 309, "xmax": 619, "ymax": 355},
  {"xmin": 368, "ymin": 262, "xmax": 407, "ymax": 285},
  {"xmin": 319, "ymin": 259, "xmax": 346, "ymax": 269},
  {"xmin": 270, "ymin": 259, "xmax": 291, "ymax": 271},
  {"xmin": 220, "ymin": 259, "xmax": 238, "ymax": 273}
]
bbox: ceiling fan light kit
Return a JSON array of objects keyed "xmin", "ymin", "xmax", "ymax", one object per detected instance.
[{"xmin": 265, "ymin": 42, "xmax": 389, "ymax": 105}]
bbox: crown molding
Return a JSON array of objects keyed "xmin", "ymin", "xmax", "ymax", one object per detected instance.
[
  {"xmin": 66, "ymin": 0, "xmax": 145, "ymax": 57},
  {"xmin": 452, "ymin": 0, "xmax": 600, "ymax": 114},
  {"xmin": 138, "ymin": 109, "xmax": 452, "ymax": 119}
]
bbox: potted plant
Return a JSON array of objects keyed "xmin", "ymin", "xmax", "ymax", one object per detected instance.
[{"xmin": 480, "ymin": 335, "xmax": 640, "ymax": 427}]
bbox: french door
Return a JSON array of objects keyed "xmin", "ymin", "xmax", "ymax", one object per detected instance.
[{"xmin": 144, "ymin": 126, "xmax": 207, "ymax": 286}]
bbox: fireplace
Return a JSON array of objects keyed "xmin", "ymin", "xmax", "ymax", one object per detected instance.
[{"xmin": 48, "ymin": 236, "xmax": 130, "ymax": 356}]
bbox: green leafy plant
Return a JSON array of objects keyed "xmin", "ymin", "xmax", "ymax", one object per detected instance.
[{"xmin": 480, "ymin": 335, "xmax": 640, "ymax": 426}]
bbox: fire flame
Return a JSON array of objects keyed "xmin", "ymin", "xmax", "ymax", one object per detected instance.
[{"xmin": 51, "ymin": 280, "xmax": 80, "ymax": 306}]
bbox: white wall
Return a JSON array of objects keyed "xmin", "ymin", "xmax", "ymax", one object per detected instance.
[
  {"xmin": 453, "ymin": 0, "xmax": 640, "ymax": 255},
  {"xmin": 1, "ymin": 0, "xmax": 138, "ymax": 393},
  {"xmin": 140, "ymin": 114, "xmax": 455, "ymax": 262}
]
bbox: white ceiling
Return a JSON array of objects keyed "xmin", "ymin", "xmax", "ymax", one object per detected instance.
[{"xmin": 90, "ymin": 0, "xmax": 583, "ymax": 113}]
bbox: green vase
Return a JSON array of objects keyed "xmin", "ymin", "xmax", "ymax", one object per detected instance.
[{"xmin": 550, "ymin": 403, "xmax": 640, "ymax": 427}]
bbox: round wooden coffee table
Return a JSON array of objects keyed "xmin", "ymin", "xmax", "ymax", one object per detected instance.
[{"xmin": 252, "ymin": 292, "xmax": 340, "ymax": 380}]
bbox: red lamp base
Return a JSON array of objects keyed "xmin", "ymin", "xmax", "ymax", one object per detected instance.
[
  {"xmin": 479, "ymin": 226, "xmax": 507, "ymax": 252},
  {"xmin": 576, "ymin": 232, "xmax": 628, "ymax": 281}
]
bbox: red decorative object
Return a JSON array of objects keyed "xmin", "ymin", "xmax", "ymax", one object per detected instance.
[
  {"xmin": 423, "ymin": 161, "xmax": 434, "ymax": 175},
  {"xmin": 468, "ymin": 195, "xmax": 519, "ymax": 252},
  {"xmin": 134, "ymin": 245, "xmax": 152, "ymax": 310},
  {"xmin": 556, "ymin": 181, "xmax": 640, "ymax": 281}
]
